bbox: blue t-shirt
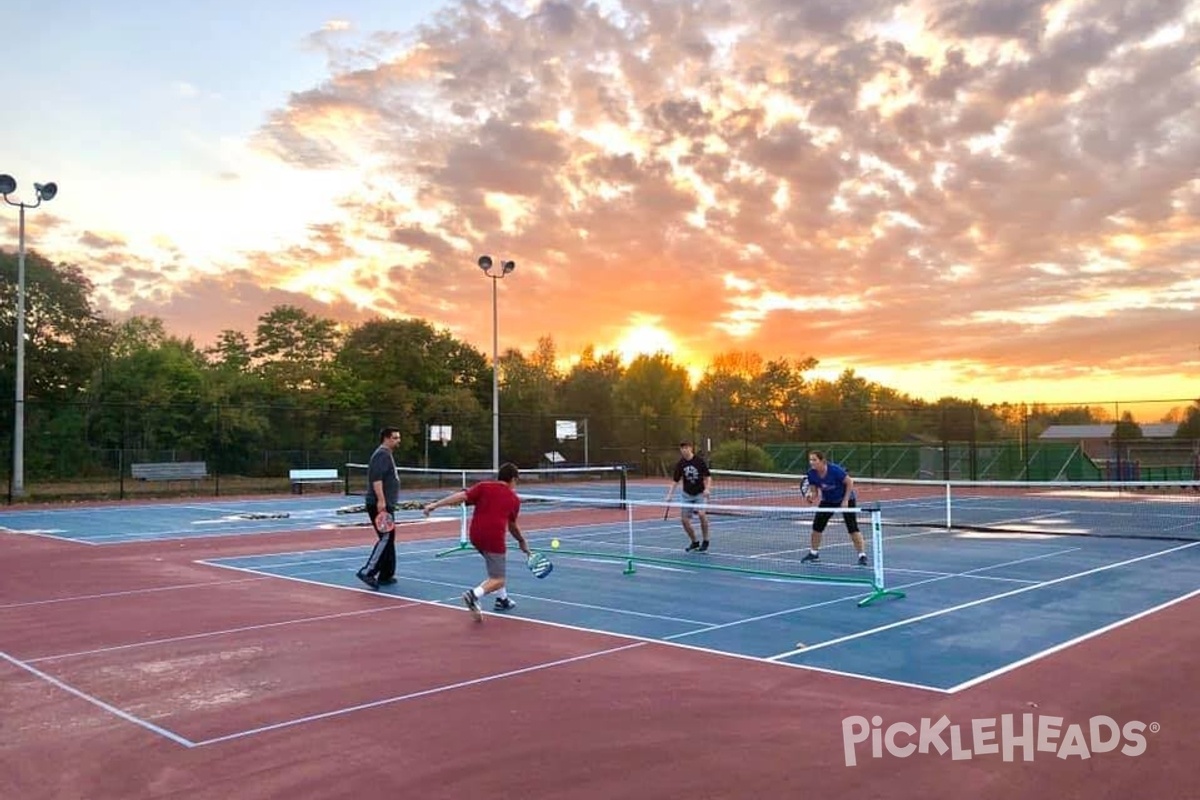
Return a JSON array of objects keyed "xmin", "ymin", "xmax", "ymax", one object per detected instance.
[{"xmin": 807, "ymin": 462, "xmax": 853, "ymax": 505}]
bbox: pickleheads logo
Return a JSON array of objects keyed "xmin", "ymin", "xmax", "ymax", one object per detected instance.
[{"xmin": 841, "ymin": 714, "xmax": 1158, "ymax": 766}]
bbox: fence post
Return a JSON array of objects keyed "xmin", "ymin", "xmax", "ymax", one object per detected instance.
[{"xmin": 214, "ymin": 402, "xmax": 221, "ymax": 497}]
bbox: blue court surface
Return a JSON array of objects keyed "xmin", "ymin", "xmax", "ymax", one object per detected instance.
[
  {"xmin": 0, "ymin": 496, "xmax": 370, "ymax": 544},
  {"xmin": 4, "ymin": 495, "xmax": 1197, "ymax": 693}
]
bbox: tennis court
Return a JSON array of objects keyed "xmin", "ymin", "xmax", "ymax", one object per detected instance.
[{"xmin": 1, "ymin": 472, "xmax": 1197, "ymax": 798}]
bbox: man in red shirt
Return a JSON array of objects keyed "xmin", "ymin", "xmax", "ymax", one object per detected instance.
[{"xmin": 422, "ymin": 462, "xmax": 530, "ymax": 621}]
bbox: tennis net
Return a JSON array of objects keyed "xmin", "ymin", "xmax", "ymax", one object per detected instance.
[
  {"xmin": 482, "ymin": 494, "xmax": 903, "ymax": 606},
  {"xmin": 711, "ymin": 469, "xmax": 1200, "ymax": 542},
  {"xmin": 343, "ymin": 464, "xmax": 628, "ymax": 506}
]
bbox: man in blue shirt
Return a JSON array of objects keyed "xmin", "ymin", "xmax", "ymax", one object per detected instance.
[{"xmin": 801, "ymin": 450, "xmax": 868, "ymax": 566}]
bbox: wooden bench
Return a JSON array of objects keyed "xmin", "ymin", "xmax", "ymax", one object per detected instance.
[
  {"xmin": 131, "ymin": 461, "xmax": 209, "ymax": 485},
  {"xmin": 289, "ymin": 468, "xmax": 342, "ymax": 494}
]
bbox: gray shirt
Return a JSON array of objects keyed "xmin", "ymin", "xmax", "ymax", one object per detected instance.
[{"xmin": 364, "ymin": 445, "xmax": 399, "ymax": 507}]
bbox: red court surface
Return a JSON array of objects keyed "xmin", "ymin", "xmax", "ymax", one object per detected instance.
[{"xmin": 1, "ymin": 525, "xmax": 1195, "ymax": 800}]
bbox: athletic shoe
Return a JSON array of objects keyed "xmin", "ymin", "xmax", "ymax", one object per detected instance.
[
  {"xmin": 493, "ymin": 597, "xmax": 517, "ymax": 611},
  {"xmin": 699, "ymin": 540, "xmax": 710, "ymax": 552},
  {"xmin": 462, "ymin": 590, "xmax": 482, "ymax": 621},
  {"xmin": 356, "ymin": 569, "xmax": 379, "ymax": 589},
  {"xmin": 800, "ymin": 552, "xmax": 820, "ymax": 563},
  {"xmin": 857, "ymin": 553, "xmax": 868, "ymax": 566},
  {"xmin": 377, "ymin": 577, "xmax": 398, "ymax": 585},
  {"xmin": 686, "ymin": 541, "xmax": 701, "ymax": 552}
]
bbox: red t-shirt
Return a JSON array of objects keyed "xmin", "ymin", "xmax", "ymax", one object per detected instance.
[{"xmin": 466, "ymin": 481, "xmax": 520, "ymax": 554}]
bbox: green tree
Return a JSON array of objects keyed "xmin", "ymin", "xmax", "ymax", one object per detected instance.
[
  {"xmin": 1175, "ymin": 400, "xmax": 1200, "ymax": 440},
  {"xmin": 253, "ymin": 305, "xmax": 340, "ymax": 392},
  {"xmin": 335, "ymin": 318, "xmax": 490, "ymax": 464},
  {"xmin": 558, "ymin": 346, "xmax": 623, "ymax": 465},
  {"xmin": 206, "ymin": 330, "xmax": 253, "ymax": 371},
  {"xmin": 0, "ymin": 250, "xmax": 113, "ymax": 477},
  {"xmin": 709, "ymin": 439, "xmax": 775, "ymax": 471},
  {"xmin": 694, "ymin": 352, "xmax": 757, "ymax": 446},
  {"xmin": 614, "ymin": 353, "xmax": 693, "ymax": 474},
  {"xmin": 0, "ymin": 249, "xmax": 111, "ymax": 404},
  {"xmin": 89, "ymin": 333, "xmax": 210, "ymax": 456},
  {"xmin": 1113, "ymin": 411, "xmax": 1143, "ymax": 441},
  {"xmin": 499, "ymin": 336, "xmax": 563, "ymax": 465}
]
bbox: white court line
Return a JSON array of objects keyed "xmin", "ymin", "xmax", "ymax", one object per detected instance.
[
  {"xmin": 203, "ymin": 538, "xmax": 1086, "ymax": 694},
  {"xmin": 204, "ymin": 540, "xmax": 1088, "ymax": 694},
  {"xmin": 946, "ymin": 587, "xmax": 1200, "ymax": 694},
  {"xmin": 0, "ymin": 576, "xmax": 272, "ymax": 610},
  {"xmin": 0, "ymin": 527, "xmax": 99, "ymax": 545},
  {"xmin": 882, "ymin": 565, "xmax": 1039, "ymax": 584},
  {"xmin": 25, "ymin": 604, "xmax": 413, "ymax": 663},
  {"xmin": 84, "ymin": 525, "xmax": 307, "ymax": 543},
  {"xmin": 768, "ymin": 540, "xmax": 1200, "ymax": 661},
  {"xmin": 232, "ymin": 555, "xmax": 719, "ymax": 627},
  {"xmin": 381, "ymin": 571, "xmax": 717, "ymax": 627},
  {"xmin": 190, "ymin": 643, "xmax": 646, "ymax": 747},
  {"xmin": 0, "ymin": 650, "xmax": 197, "ymax": 747},
  {"xmin": 195, "ymin": 546, "xmax": 957, "ymax": 692},
  {"xmin": 659, "ymin": 546, "xmax": 1081, "ymax": 646}
]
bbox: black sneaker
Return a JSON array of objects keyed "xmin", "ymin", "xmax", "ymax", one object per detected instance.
[
  {"xmin": 857, "ymin": 553, "xmax": 868, "ymax": 567},
  {"xmin": 686, "ymin": 541, "xmax": 701, "ymax": 552},
  {"xmin": 356, "ymin": 569, "xmax": 379, "ymax": 589},
  {"xmin": 493, "ymin": 597, "xmax": 517, "ymax": 611},
  {"xmin": 462, "ymin": 590, "xmax": 482, "ymax": 621},
  {"xmin": 699, "ymin": 540, "xmax": 709, "ymax": 552},
  {"xmin": 800, "ymin": 551, "xmax": 820, "ymax": 563},
  {"xmin": 378, "ymin": 576, "xmax": 398, "ymax": 585}
]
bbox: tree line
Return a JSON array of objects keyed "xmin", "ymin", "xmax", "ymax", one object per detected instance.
[{"xmin": 2, "ymin": 249, "xmax": 1198, "ymax": 480}]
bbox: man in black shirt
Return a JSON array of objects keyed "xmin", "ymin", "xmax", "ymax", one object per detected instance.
[{"xmin": 665, "ymin": 440, "xmax": 712, "ymax": 552}]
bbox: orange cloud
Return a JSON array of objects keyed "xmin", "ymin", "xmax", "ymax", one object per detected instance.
[{"xmin": 20, "ymin": 0, "xmax": 1200, "ymax": 406}]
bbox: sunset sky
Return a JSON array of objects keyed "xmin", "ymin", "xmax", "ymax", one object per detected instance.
[{"xmin": 4, "ymin": 0, "xmax": 1198, "ymax": 408}]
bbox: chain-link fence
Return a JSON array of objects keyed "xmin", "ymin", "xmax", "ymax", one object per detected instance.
[{"xmin": 1, "ymin": 398, "xmax": 1196, "ymax": 502}]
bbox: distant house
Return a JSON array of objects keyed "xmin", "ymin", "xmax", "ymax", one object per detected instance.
[
  {"xmin": 1038, "ymin": 423, "xmax": 1184, "ymax": 479},
  {"xmin": 1039, "ymin": 423, "xmax": 1177, "ymax": 454}
]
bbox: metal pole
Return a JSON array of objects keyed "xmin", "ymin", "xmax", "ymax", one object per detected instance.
[
  {"xmin": 491, "ymin": 275, "xmax": 499, "ymax": 473},
  {"xmin": 13, "ymin": 204, "xmax": 26, "ymax": 497}
]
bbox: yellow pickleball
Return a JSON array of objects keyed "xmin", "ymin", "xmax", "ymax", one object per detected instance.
[{"xmin": 551, "ymin": 538, "xmax": 560, "ymax": 549}]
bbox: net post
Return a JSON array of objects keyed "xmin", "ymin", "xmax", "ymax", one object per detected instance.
[
  {"xmin": 870, "ymin": 505, "xmax": 885, "ymax": 590},
  {"xmin": 944, "ymin": 482, "xmax": 952, "ymax": 530},
  {"xmin": 858, "ymin": 503, "xmax": 906, "ymax": 606},
  {"xmin": 459, "ymin": 470, "xmax": 469, "ymax": 545},
  {"xmin": 626, "ymin": 497, "xmax": 635, "ymax": 562}
]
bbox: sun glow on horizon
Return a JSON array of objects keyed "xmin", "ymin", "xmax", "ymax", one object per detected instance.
[{"xmin": 610, "ymin": 317, "xmax": 679, "ymax": 364}]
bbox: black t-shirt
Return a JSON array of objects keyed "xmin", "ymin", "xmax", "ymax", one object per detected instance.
[{"xmin": 672, "ymin": 456, "xmax": 710, "ymax": 496}]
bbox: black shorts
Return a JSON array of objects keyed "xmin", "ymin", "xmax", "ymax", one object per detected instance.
[{"xmin": 813, "ymin": 497, "xmax": 860, "ymax": 534}]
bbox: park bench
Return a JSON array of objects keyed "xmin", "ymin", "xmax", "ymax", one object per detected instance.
[
  {"xmin": 289, "ymin": 468, "xmax": 343, "ymax": 494},
  {"xmin": 131, "ymin": 461, "xmax": 210, "ymax": 485}
]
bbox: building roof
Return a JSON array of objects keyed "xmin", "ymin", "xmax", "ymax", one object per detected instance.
[{"xmin": 1039, "ymin": 423, "xmax": 1179, "ymax": 440}]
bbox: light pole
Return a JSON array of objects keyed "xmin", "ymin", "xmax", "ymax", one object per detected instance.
[
  {"xmin": 477, "ymin": 255, "xmax": 515, "ymax": 473},
  {"xmin": 2, "ymin": 174, "xmax": 58, "ymax": 498}
]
